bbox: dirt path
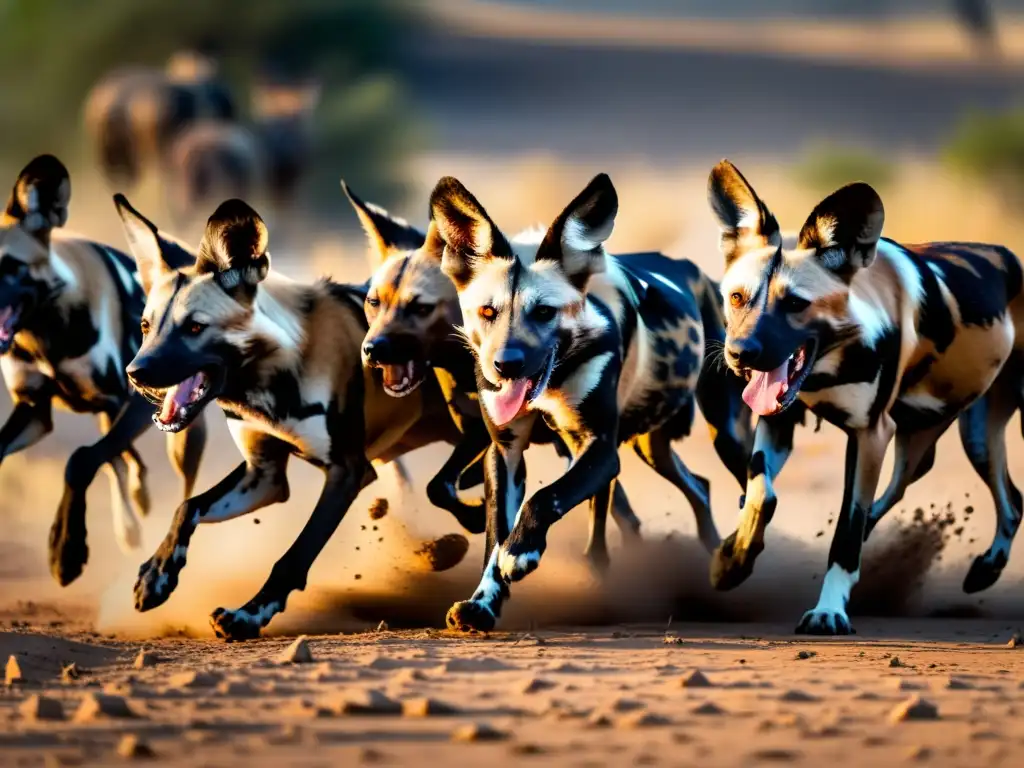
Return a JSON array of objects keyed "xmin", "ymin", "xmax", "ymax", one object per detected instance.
[{"xmin": 1, "ymin": 613, "xmax": 1022, "ymax": 767}]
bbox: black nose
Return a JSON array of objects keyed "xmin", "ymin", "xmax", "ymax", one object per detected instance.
[
  {"xmin": 727, "ymin": 338, "xmax": 763, "ymax": 368},
  {"xmin": 126, "ymin": 359, "xmax": 151, "ymax": 386},
  {"xmin": 493, "ymin": 348, "xmax": 526, "ymax": 379},
  {"xmin": 362, "ymin": 336, "xmax": 391, "ymax": 364}
]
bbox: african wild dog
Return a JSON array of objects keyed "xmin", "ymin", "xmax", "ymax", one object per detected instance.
[
  {"xmin": 0, "ymin": 155, "xmax": 207, "ymax": 585},
  {"xmin": 707, "ymin": 159, "xmax": 1024, "ymax": 634},
  {"xmin": 428, "ymin": 173, "xmax": 754, "ymax": 632},
  {"xmin": 118, "ymin": 196, "xmax": 466, "ymax": 641},
  {"xmin": 342, "ymin": 183, "xmax": 647, "ymax": 560},
  {"xmin": 166, "ymin": 121, "xmax": 262, "ymax": 228},
  {"xmin": 84, "ymin": 50, "xmax": 235, "ymax": 189}
]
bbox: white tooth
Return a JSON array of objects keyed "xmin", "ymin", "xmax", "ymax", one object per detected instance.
[{"xmin": 400, "ymin": 376, "xmax": 409, "ymax": 387}]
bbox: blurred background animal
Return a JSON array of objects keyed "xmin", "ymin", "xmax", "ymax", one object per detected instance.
[{"xmin": 83, "ymin": 49, "xmax": 236, "ymax": 191}]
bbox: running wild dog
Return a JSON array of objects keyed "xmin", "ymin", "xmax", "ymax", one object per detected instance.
[
  {"xmin": 428, "ymin": 173, "xmax": 754, "ymax": 632},
  {"xmin": 707, "ymin": 159, "xmax": 1024, "ymax": 634},
  {"xmin": 342, "ymin": 182, "xmax": 646, "ymax": 560},
  {"xmin": 118, "ymin": 196, "xmax": 463, "ymax": 641},
  {"xmin": 0, "ymin": 155, "xmax": 207, "ymax": 585}
]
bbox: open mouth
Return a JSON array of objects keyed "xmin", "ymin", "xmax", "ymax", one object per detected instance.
[
  {"xmin": 482, "ymin": 351, "xmax": 556, "ymax": 426},
  {"xmin": 740, "ymin": 338, "xmax": 817, "ymax": 417},
  {"xmin": 377, "ymin": 360, "xmax": 427, "ymax": 398},
  {"xmin": 0, "ymin": 305, "xmax": 22, "ymax": 353},
  {"xmin": 152, "ymin": 370, "xmax": 218, "ymax": 433}
]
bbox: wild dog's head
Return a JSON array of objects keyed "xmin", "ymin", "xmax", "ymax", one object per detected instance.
[
  {"xmin": 430, "ymin": 173, "xmax": 617, "ymax": 426},
  {"xmin": 117, "ymin": 194, "xmax": 278, "ymax": 432},
  {"xmin": 0, "ymin": 155, "xmax": 71, "ymax": 353},
  {"xmin": 708, "ymin": 159, "xmax": 885, "ymax": 417},
  {"xmin": 343, "ymin": 182, "xmax": 456, "ymax": 397}
]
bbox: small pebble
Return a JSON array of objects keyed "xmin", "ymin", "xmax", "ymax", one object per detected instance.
[
  {"xmin": 279, "ymin": 636, "xmax": 314, "ymax": 664},
  {"xmin": 5, "ymin": 655, "xmax": 24, "ymax": 686},
  {"xmin": 116, "ymin": 734, "xmax": 155, "ymax": 759},
  {"xmin": 680, "ymin": 669, "xmax": 712, "ymax": 688},
  {"xmin": 451, "ymin": 722, "xmax": 508, "ymax": 742},
  {"xmin": 889, "ymin": 696, "xmax": 940, "ymax": 723}
]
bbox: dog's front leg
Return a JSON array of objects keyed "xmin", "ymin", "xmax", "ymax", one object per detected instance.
[
  {"xmin": 796, "ymin": 414, "xmax": 895, "ymax": 635},
  {"xmin": 446, "ymin": 418, "xmax": 533, "ymax": 633},
  {"xmin": 49, "ymin": 393, "xmax": 152, "ymax": 587},
  {"xmin": 710, "ymin": 410, "xmax": 800, "ymax": 591},
  {"xmin": 210, "ymin": 455, "xmax": 374, "ymax": 642},
  {"xmin": 134, "ymin": 433, "xmax": 292, "ymax": 613},
  {"xmin": 0, "ymin": 393, "xmax": 54, "ymax": 466},
  {"xmin": 499, "ymin": 435, "xmax": 621, "ymax": 583}
]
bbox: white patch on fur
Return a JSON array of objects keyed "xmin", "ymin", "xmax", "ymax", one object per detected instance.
[
  {"xmin": 899, "ymin": 391, "xmax": 946, "ymax": 412},
  {"xmin": 224, "ymin": 602, "xmax": 281, "ymax": 628},
  {"xmin": 499, "ymin": 547, "xmax": 540, "ymax": 581},
  {"xmin": 282, "ymin": 414, "xmax": 331, "ymax": 463},
  {"xmin": 562, "ymin": 216, "xmax": 599, "ymax": 252},
  {"xmin": 847, "ymin": 293, "xmax": 891, "ymax": 347},
  {"xmin": 877, "ymin": 239, "xmax": 923, "ymax": 306},
  {"xmin": 250, "ymin": 274, "xmax": 305, "ymax": 353},
  {"xmin": 107, "ymin": 247, "xmax": 143, "ymax": 295},
  {"xmin": 802, "ymin": 563, "xmax": 858, "ymax": 625},
  {"xmin": 469, "ymin": 546, "xmax": 504, "ymax": 610}
]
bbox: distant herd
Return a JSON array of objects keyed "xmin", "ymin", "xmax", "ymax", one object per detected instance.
[{"xmin": 0, "ymin": 71, "xmax": 1021, "ymax": 640}]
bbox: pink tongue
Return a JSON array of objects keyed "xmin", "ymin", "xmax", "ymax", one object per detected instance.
[
  {"xmin": 485, "ymin": 379, "xmax": 531, "ymax": 426},
  {"xmin": 158, "ymin": 374, "xmax": 203, "ymax": 424},
  {"xmin": 742, "ymin": 362, "xmax": 789, "ymax": 416}
]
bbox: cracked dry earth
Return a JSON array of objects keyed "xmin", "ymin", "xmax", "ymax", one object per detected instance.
[{"xmin": 2, "ymin": 620, "xmax": 1024, "ymax": 767}]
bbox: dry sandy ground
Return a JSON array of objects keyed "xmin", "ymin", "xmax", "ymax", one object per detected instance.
[{"xmin": 2, "ymin": 617, "xmax": 1024, "ymax": 767}]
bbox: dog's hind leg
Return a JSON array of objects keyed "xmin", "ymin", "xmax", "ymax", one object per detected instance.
[
  {"xmin": 49, "ymin": 394, "xmax": 152, "ymax": 587},
  {"xmin": 95, "ymin": 410, "xmax": 145, "ymax": 554},
  {"xmin": 210, "ymin": 454, "xmax": 373, "ymax": 641},
  {"xmin": 960, "ymin": 365, "xmax": 1023, "ymax": 593},
  {"xmin": 123, "ymin": 444, "xmax": 150, "ymax": 518},
  {"xmin": 167, "ymin": 408, "xmax": 208, "ymax": 499},
  {"xmin": 102, "ymin": 456, "xmax": 144, "ymax": 554},
  {"xmin": 583, "ymin": 480, "xmax": 617, "ymax": 574},
  {"xmin": 865, "ymin": 420, "xmax": 952, "ymax": 540},
  {"xmin": 426, "ymin": 425, "xmax": 490, "ymax": 534},
  {"xmin": 134, "ymin": 429, "xmax": 292, "ymax": 614},
  {"xmin": 610, "ymin": 482, "xmax": 642, "ymax": 545},
  {"xmin": 632, "ymin": 428, "xmax": 719, "ymax": 553}
]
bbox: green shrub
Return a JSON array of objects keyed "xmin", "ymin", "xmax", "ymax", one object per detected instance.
[
  {"xmin": 0, "ymin": 0, "xmax": 422, "ymax": 211},
  {"xmin": 944, "ymin": 108, "xmax": 1024, "ymax": 204},
  {"xmin": 795, "ymin": 143, "xmax": 895, "ymax": 196}
]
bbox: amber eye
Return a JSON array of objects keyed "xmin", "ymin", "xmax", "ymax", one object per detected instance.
[
  {"xmin": 479, "ymin": 305, "xmax": 497, "ymax": 321},
  {"xmin": 729, "ymin": 292, "xmax": 745, "ymax": 309},
  {"xmin": 186, "ymin": 321, "xmax": 206, "ymax": 337},
  {"xmin": 140, "ymin": 319, "xmax": 150, "ymax": 336}
]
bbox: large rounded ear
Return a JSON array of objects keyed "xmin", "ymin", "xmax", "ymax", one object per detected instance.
[
  {"xmin": 429, "ymin": 176, "xmax": 512, "ymax": 289},
  {"xmin": 797, "ymin": 183, "xmax": 884, "ymax": 280},
  {"xmin": 196, "ymin": 199, "xmax": 270, "ymax": 305},
  {"xmin": 707, "ymin": 159, "xmax": 780, "ymax": 265},
  {"xmin": 341, "ymin": 180, "xmax": 426, "ymax": 266},
  {"xmin": 3, "ymin": 155, "xmax": 71, "ymax": 244},
  {"xmin": 536, "ymin": 173, "xmax": 617, "ymax": 290},
  {"xmin": 421, "ymin": 219, "xmax": 445, "ymax": 263},
  {"xmin": 113, "ymin": 193, "xmax": 195, "ymax": 294}
]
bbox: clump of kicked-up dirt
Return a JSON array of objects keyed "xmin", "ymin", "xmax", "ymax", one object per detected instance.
[{"xmin": 852, "ymin": 504, "xmax": 956, "ymax": 617}]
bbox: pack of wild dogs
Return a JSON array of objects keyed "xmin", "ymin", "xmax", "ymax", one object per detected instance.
[{"xmin": 1, "ymin": 152, "xmax": 1021, "ymax": 642}]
